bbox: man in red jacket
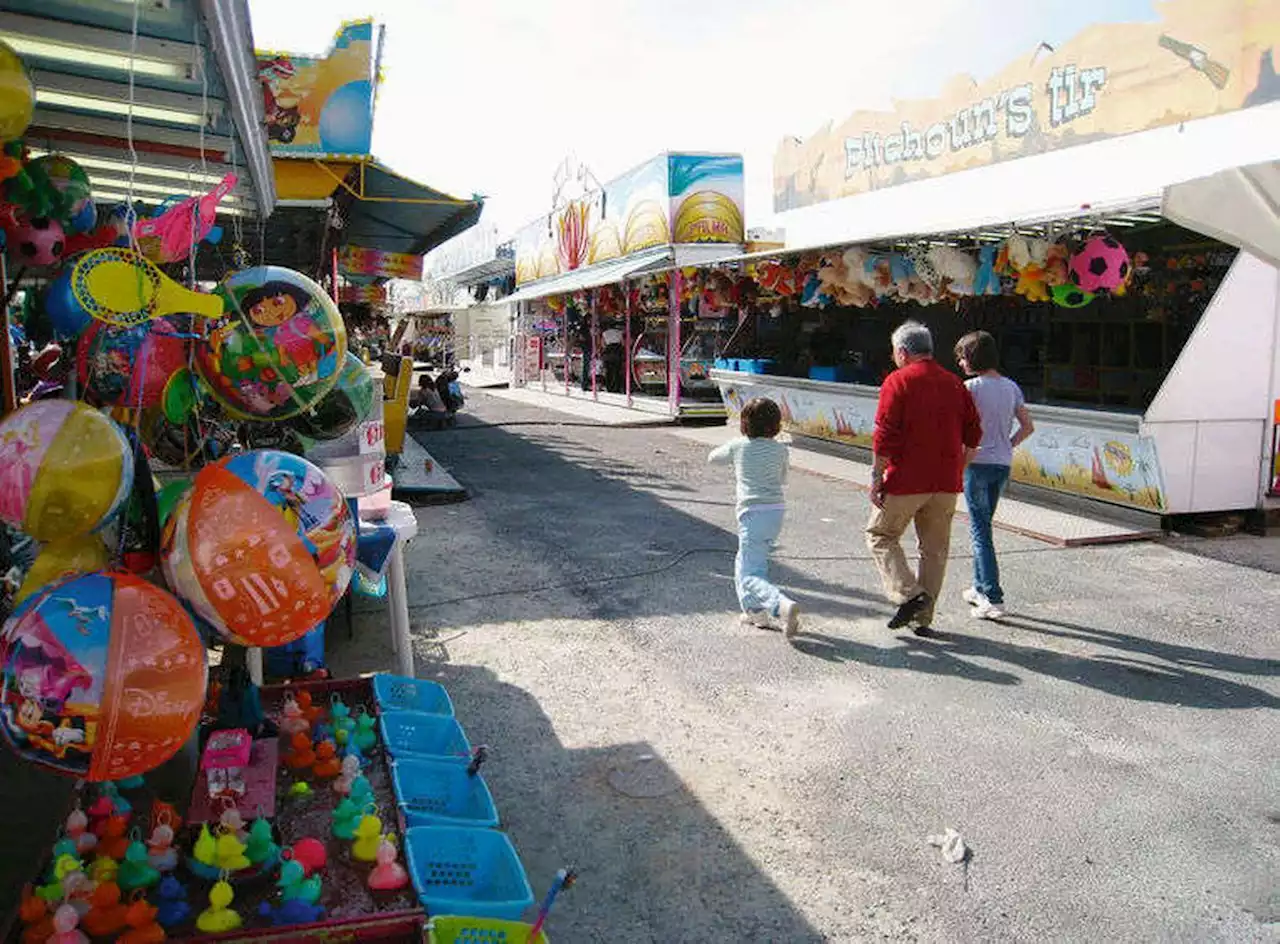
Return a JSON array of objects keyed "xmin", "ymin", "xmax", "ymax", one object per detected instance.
[{"xmin": 866, "ymin": 321, "xmax": 982, "ymax": 636}]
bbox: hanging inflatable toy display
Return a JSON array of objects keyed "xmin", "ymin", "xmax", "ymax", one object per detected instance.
[
  {"xmin": 76, "ymin": 317, "xmax": 189, "ymax": 409},
  {"xmin": 160, "ymin": 450, "xmax": 356, "ymax": 647},
  {"xmin": 0, "ymin": 39, "xmax": 34, "ymax": 143},
  {"xmin": 0, "ymin": 400, "xmax": 133, "ymax": 542},
  {"xmin": 286, "ymin": 352, "xmax": 377, "ymax": 441},
  {"xmin": 196, "ymin": 266, "xmax": 347, "ymax": 422},
  {"xmin": 0, "ymin": 571, "xmax": 206, "ymax": 780}
]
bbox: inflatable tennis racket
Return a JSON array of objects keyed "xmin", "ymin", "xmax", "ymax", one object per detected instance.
[{"xmin": 71, "ymin": 248, "xmax": 224, "ymax": 326}]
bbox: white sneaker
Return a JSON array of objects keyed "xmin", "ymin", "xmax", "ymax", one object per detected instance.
[
  {"xmin": 740, "ymin": 611, "xmax": 772, "ymax": 628},
  {"xmin": 962, "ymin": 587, "xmax": 985, "ymax": 607},
  {"xmin": 779, "ymin": 598, "xmax": 801, "ymax": 639},
  {"xmin": 970, "ymin": 598, "xmax": 1006, "ymax": 620}
]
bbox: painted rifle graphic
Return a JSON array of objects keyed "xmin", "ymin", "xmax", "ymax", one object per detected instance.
[{"xmin": 1158, "ymin": 35, "xmax": 1230, "ymax": 90}]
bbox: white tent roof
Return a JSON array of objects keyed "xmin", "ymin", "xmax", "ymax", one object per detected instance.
[{"xmin": 776, "ymin": 102, "xmax": 1280, "ymax": 256}]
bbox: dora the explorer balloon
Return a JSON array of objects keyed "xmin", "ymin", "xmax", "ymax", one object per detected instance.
[{"xmin": 196, "ymin": 267, "xmax": 347, "ymax": 421}]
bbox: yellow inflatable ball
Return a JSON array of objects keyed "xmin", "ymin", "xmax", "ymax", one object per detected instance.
[
  {"xmin": 0, "ymin": 39, "xmax": 34, "ymax": 143},
  {"xmin": 15, "ymin": 535, "xmax": 110, "ymax": 605}
]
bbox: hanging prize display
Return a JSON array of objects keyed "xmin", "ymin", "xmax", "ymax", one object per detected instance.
[
  {"xmin": 286, "ymin": 352, "xmax": 377, "ymax": 441},
  {"xmin": 159, "ymin": 450, "xmax": 356, "ymax": 647},
  {"xmin": 0, "ymin": 571, "xmax": 206, "ymax": 780},
  {"xmin": 0, "ymin": 400, "xmax": 133, "ymax": 542},
  {"xmin": 196, "ymin": 266, "xmax": 347, "ymax": 422},
  {"xmin": 76, "ymin": 317, "xmax": 189, "ymax": 409}
]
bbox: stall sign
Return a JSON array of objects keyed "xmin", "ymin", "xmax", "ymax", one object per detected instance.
[
  {"xmin": 257, "ymin": 20, "xmax": 377, "ymax": 158},
  {"xmin": 775, "ymin": 0, "xmax": 1280, "ymax": 211},
  {"xmin": 359, "ymin": 419, "xmax": 386, "ymax": 455},
  {"xmin": 339, "ymin": 283, "xmax": 388, "ymax": 304},
  {"xmin": 339, "ymin": 245, "xmax": 424, "ymax": 280}
]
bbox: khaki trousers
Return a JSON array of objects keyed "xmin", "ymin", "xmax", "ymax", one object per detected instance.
[{"xmin": 865, "ymin": 492, "xmax": 958, "ymax": 626}]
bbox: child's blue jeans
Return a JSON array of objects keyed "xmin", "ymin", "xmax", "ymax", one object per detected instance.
[
  {"xmin": 964, "ymin": 463, "xmax": 1011, "ymax": 604},
  {"xmin": 736, "ymin": 505, "xmax": 786, "ymax": 616}
]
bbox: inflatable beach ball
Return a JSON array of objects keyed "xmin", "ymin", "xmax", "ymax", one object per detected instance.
[
  {"xmin": 0, "ymin": 39, "xmax": 34, "ymax": 143},
  {"xmin": 27, "ymin": 155, "xmax": 95, "ymax": 232},
  {"xmin": 160, "ymin": 450, "xmax": 355, "ymax": 647},
  {"xmin": 0, "ymin": 571, "xmax": 206, "ymax": 780},
  {"xmin": 77, "ymin": 317, "xmax": 188, "ymax": 409},
  {"xmin": 0, "ymin": 401, "xmax": 133, "ymax": 542},
  {"xmin": 196, "ymin": 266, "xmax": 347, "ymax": 422},
  {"xmin": 287, "ymin": 352, "xmax": 377, "ymax": 441}
]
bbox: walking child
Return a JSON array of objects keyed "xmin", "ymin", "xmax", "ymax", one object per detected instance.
[
  {"xmin": 954, "ymin": 331, "xmax": 1035, "ymax": 619},
  {"xmin": 709, "ymin": 397, "xmax": 800, "ymax": 638}
]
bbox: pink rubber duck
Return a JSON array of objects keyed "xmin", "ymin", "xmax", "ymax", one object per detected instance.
[
  {"xmin": 367, "ymin": 838, "xmax": 408, "ymax": 892},
  {"xmin": 279, "ymin": 694, "xmax": 310, "ymax": 738},
  {"xmin": 64, "ymin": 810, "xmax": 97, "ymax": 856},
  {"xmin": 146, "ymin": 822, "xmax": 178, "ymax": 873},
  {"xmin": 47, "ymin": 903, "xmax": 89, "ymax": 944}
]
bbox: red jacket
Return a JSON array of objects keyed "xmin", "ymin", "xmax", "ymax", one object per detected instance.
[{"xmin": 873, "ymin": 358, "xmax": 982, "ymax": 495}]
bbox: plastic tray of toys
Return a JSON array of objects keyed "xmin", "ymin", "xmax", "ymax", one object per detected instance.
[
  {"xmin": 380, "ymin": 710, "xmax": 472, "ymax": 763},
  {"xmin": 392, "ymin": 757, "xmax": 499, "ymax": 829},
  {"xmin": 404, "ymin": 826, "xmax": 534, "ymax": 921},
  {"xmin": 372, "ymin": 673, "xmax": 455, "ymax": 717},
  {"xmin": 428, "ymin": 915, "xmax": 549, "ymax": 944}
]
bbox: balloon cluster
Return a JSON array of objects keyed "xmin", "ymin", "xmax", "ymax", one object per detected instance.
[{"xmin": 0, "ymin": 39, "xmax": 371, "ymax": 782}]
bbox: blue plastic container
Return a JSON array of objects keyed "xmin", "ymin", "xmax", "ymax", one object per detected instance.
[
  {"xmin": 808, "ymin": 365, "xmax": 854, "ymax": 383},
  {"xmin": 404, "ymin": 826, "xmax": 534, "ymax": 921},
  {"xmin": 392, "ymin": 757, "xmax": 499, "ymax": 829},
  {"xmin": 380, "ymin": 710, "xmax": 472, "ymax": 763},
  {"xmin": 373, "ymin": 674, "xmax": 455, "ymax": 717},
  {"xmin": 740, "ymin": 359, "xmax": 776, "ymax": 375}
]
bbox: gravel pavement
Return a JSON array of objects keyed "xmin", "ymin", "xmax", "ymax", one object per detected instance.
[{"xmin": 335, "ymin": 391, "xmax": 1280, "ymax": 942}]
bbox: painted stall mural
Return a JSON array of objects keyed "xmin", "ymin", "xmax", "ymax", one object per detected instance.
[
  {"xmin": 514, "ymin": 153, "xmax": 745, "ymax": 285},
  {"xmin": 256, "ymin": 20, "xmax": 377, "ymax": 157},
  {"xmin": 719, "ymin": 378, "xmax": 1168, "ymax": 512},
  {"xmin": 775, "ymin": 0, "xmax": 1280, "ymax": 211}
]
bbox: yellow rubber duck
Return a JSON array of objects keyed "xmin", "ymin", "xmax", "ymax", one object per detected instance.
[
  {"xmin": 88, "ymin": 857, "xmax": 119, "ymax": 884},
  {"xmin": 196, "ymin": 880, "xmax": 241, "ymax": 934},
  {"xmin": 192, "ymin": 824, "xmax": 217, "ymax": 866},
  {"xmin": 214, "ymin": 832, "xmax": 251, "ymax": 872},
  {"xmin": 350, "ymin": 815, "xmax": 382, "ymax": 862}
]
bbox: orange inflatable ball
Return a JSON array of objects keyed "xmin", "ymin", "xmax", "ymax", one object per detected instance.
[
  {"xmin": 159, "ymin": 450, "xmax": 355, "ymax": 647},
  {"xmin": 0, "ymin": 571, "xmax": 206, "ymax": 781}
]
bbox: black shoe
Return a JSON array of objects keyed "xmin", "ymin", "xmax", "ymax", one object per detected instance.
[
  {"xmin": 888, "ymin": 592, "xmax": 930, "ymax": 629},
  {"xmin": 911, "ymin": 625, "xmax": 940, "ymax": 639}
]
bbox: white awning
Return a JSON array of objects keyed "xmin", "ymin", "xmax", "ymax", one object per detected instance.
[
  {"xmin": 775, "ymin": 101, "xmax": 1280, "ymax": 255},
  {"xmin": 504, "ymin": 247, "xmax": 673, "ymax": 304},
  {"xmin": 1162, "ymin": 160, "xmax": 1280, "ymax": 270}
]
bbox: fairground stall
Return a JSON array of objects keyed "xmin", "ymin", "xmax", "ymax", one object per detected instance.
[
  {"xmin": 506, "ymin": 152, "xmax": 748, "ymax": 419},
  {"xmin": 0, "ymin": 12, "xmax": 562, "ymax": 943},
  {"xmin": 710, "ymin": 4, "xmax": 1280, "ymax": 519}
]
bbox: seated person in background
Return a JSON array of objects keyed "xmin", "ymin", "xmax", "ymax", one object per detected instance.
[{"xmin": 410, "ymin": 374, "xmax": 448, "ymax": 414}]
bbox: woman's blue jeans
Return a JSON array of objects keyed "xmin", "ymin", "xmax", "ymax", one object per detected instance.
[
  {"xmin": 736, "ymin": 506, "xmax": 785, "ymax": 616},
  {"xmin": 964, "ymin": 464, "xmax": 1010, "ymax": 604}
]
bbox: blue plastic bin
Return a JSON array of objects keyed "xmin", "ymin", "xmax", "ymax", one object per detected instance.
[
  {"xmin": 392, "ymin": 758, "xmax": 499, "ymax": 829},
  {"xmin": 808, "ymin": 365, "xmax": 854, "ymax": 383},
  {"xmin": 404, "ymin": 826, "xmax": 534, "ymax": 921},
  {"xmin": 740, "ymin": 359, "xmax": 776, "ymax": 375},
  {"xmin": 373, "ymin": 674, "xmax": 455, "ymax": 717},
  {"xmin": 380, "ymin": 710, "xmax": 472, "ymax": 763}
]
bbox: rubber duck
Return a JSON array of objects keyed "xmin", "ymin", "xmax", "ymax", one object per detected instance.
[
  {"xmin": 331, "ymin": 798, "xmax": 362, "ymax": 840},
  {"xmin": 219, "ymin": 807, "xmax": 248, "ymax": 840},
  {"xmin": 154, "ymin": 876, "xmax": 190, "ymax": 930},
  {"xmin": 98, "ymin": 783, "xmax": 132, "ymax": 815},
  {"xmin": 312, "ymin": 740, "xmax": 341, "ymax": 778},
  {"xmin": 47, "ymin": 903, "xmax": 89, "ymax": 944},
  {"xmin": 284, "ymin": 732, "xmax": 316, "ymax": 770},
  {"xmin": 311, "ymin": 722, "xmax": 334, "ymax": 744},
  {"xmin": 295, "ymin": 689, "xmax": 324, "ymax": 725},
  {"xmin": 214, "ymin": 831, "xmax": 251, "ymax": 872},
  {"xmin": 330, "ymin": 696, "xmax": 352, "ymax": 731},
  {"xmin": 119, "ymin": 898, "xmax": 164, "ymax": 944},
  {"xmin": 192, "ymin": 824, "xmax": 216, "ymax": 867},
  {"xmin": 87, "ymin": 857, "xmax": 118, "ymax": 884},
  {"xmin": 19, "ymin": 885, "xmax": 53, "ymax": 944},
  {"xmin": 279, "ymin": 694, "xmax": 310, "ymax": 738},
  {"xmin": 37, "ymin": 855, "xmax": 83, "ymax": 902},
  {"xmin": 258, "ymin": 898, "xmax": 325, "ymax": 926},
  {"xmin": 333, "ymin": 754, "xmax": 361, "ymax": 795},
  {"xmin": 334, "ymin": 726, "xmax": 350, "ymax": 747},
  {"xmin": 97, "ymin": 814, "xmax": 130, "ymax": 860},
  {"xmin": 353, "ymin": 709, "xmax": 378, "ymax": 752},
  {"xmin": 86, "ymin": 797, "xmax": 114, "ymax": 835},
  {"xmin": 81, "ymin": 881, "xmax": 129, "ymax": 937},
  {"xmin": 367, "ymin": 837, "xmax": 409, "ymax": 891},
  {"xmin": 48, "ymin": 840, "xmax": 77, "ymax": 875},
  {"xmin": 348, "ymin": 775, "xmax": 373, "ymax": 806},
  {"xmin": 243, "ymin": 813, "xmax": 279, "ymax": 864},
  {"xmin": 146, "ymin": 823, "xmax": 178, "ymax": 873},
  {"xmin": 60, "ymin": 872, "xmax": 95, "ymax": 920},
  {"xmin": 195, "ymin": 880, "xmax": 240, "ymax": 935},
  {"xmin": 288, "ymin": 781, "xmax": 313, "ymax": 800},
  {"xmin": 350, "ymin": 815, "xmax": 382, "ymax": 862},
  {"xmin": 64, "ymin": 810, "xmax": 95, "ymax": 857},
  {"xmin": 114, "ymin": 775, "xmax": 145, "ymax": 791},
  {"xmin": 288, "ymin": 838, "xmax": 327, "ymax": 876},
  {"xmin": 118, "ymin": 840, "xmax": 160, "ymax": 891},
  {"xmin": 277, "ymin": 859, "xmax": 321, "ymax": 904}
]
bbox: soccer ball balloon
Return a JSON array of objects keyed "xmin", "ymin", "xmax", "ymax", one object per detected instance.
[{"xmin": 1069, "ymin": 236, "xmax": 1130, "ymax": 294}]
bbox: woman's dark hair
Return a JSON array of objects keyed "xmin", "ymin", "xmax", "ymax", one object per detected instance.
[
  {"xmin": 955, "ymin": 330, "xmax": 999, "ymax": 373},
  {"xmin": 740, "ymin": 397, "xmax": 782, "ymax": 439},
  {"xmin": 240, "ymin": 281, "xmax": 312, "ymax": 315}
]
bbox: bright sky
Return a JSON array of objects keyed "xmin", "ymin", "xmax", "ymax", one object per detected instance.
[{"xmin": 248, "ymin": 0, "xmax": 1157, "ymax": 237}]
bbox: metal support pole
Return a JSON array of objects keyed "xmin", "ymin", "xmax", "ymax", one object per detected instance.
[
  {"xmin": 668, "ymin": 271, "xmax": 682, "ymax": 417},
  {"xmin": 590, "ymin": 298, "xmax": 599, "ymax": 401},
  {"xmin": 624, "ymin": 284, "xmax": 633, "ymax": 407}
]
